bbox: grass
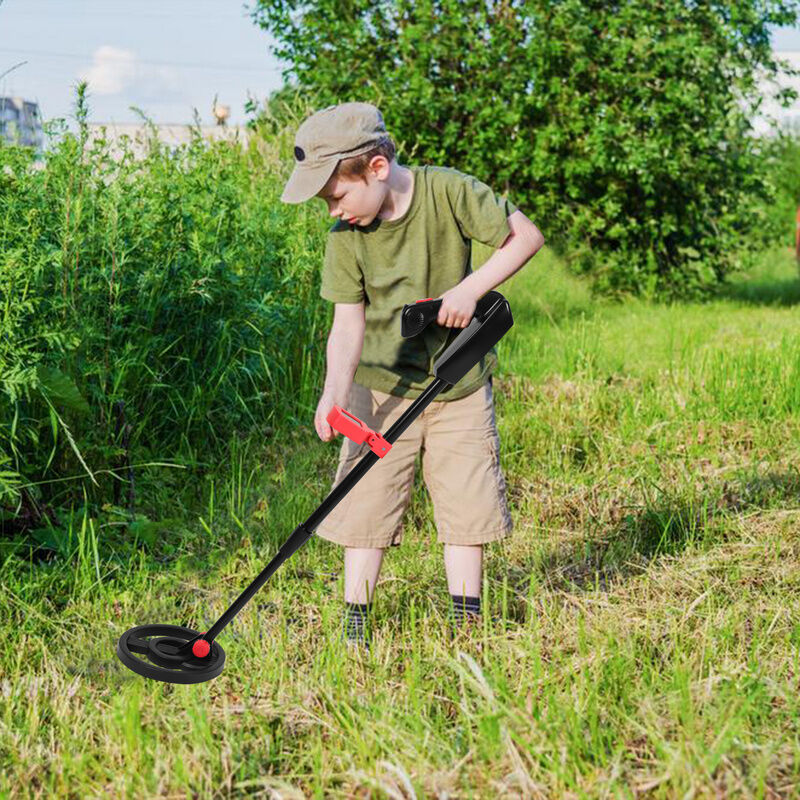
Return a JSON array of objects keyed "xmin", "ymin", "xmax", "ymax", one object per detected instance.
[{"xmin": 2, "ymin": 245, "xmax": 800, "ymax": 798}]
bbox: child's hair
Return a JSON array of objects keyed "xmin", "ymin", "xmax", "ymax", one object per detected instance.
[{"xmin": 334, "ymin": 136, "xmax": 396, "ymax": 183}]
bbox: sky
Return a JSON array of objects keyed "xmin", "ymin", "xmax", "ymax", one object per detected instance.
[
  {"xmin": 756, "ymin": 25, "xmax": 800, "ymax": 134},
  {"xmin": 0, "ymin": 0, "xmax": 285, "ymax": 127},
  {"xmin": 2, "ymin": 2, "xmax": 800, "ymax": 132}
]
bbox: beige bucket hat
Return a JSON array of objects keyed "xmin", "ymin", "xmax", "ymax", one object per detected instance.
[{"xmin": 280, "ymin": 102, "xmax": 388, "ymax": 204}]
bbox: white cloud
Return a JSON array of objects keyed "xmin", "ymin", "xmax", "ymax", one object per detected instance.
[
  {"xmin": 78, "ymin": 45, "xmax": 182, "ymax": 103},
  {"xmin": 79, "ymin": 46, "xmax": 137, "ymax": 95}
]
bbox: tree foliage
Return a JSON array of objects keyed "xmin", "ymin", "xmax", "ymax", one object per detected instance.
[{"xmin": 252, "ymin": 0, "xmax": 800, "ymax": 298}]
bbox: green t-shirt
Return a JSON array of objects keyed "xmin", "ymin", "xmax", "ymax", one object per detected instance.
[{"xmin": 320, "ymin": 165, "xmax": 517, "ymax": 401}]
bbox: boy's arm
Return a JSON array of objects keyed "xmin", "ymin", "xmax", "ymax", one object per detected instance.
[
  {"xmin": 323, "ymin": 301, "xmax": 366, "ymax": 403},
  {"xmin": 465, "ymin": 209, "xmax": 545, "ymax": 298},
  {"xmin": 315, "ymin": 302, "xmax": 366, "ymax": 441},
  {"xmin": 437, "ymin": 209, "xmax": 545, "ymax": 328}
]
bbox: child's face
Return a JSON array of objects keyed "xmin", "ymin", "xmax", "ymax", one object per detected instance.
[{"xmin": 317, "ymin": 157, "xmax": 390, "ymax": 227}]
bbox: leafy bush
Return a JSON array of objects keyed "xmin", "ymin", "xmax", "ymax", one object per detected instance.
[
  {"xmin": 757, "ymin": 128, "xmax": 800, "ymax": 254},
  {"xmin": 0, "ymin": 87, "xmax": 328, "ymax": 522},
  {"xmin": 252, "ymin": 0, "xmax": 800, "ymax": 298}
]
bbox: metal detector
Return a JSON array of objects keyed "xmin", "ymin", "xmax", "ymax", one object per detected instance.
[{"xmin": 116, "ymin": 290, "xmax": 513, "ymax": 683}]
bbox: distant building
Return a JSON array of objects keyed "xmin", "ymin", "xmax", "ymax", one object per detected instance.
[
  {"xmin": 0, "ymin": 97, "xmax": 44, "ymax": 151},
  {"xmin": 85, "ymin": 122, "xmax": 250, "ymax": 160}
]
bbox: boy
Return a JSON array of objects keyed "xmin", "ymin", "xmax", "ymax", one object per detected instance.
[{"xmin": 280, "ymin": 102, "xmax": 544, "ymax": 650}]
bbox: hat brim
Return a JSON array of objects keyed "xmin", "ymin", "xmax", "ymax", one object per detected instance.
[{"xmin": 280, "ymin": 159, "xmax": 339, "ymax": 204}]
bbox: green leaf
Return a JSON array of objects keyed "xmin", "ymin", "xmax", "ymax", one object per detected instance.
[
  {"xmin": 35, "ymin": 364, "xmax": 90, "ymax": 415},
  {"xmin": 128, "ymin": 517, "xmax": 184, "ymax": 549}
]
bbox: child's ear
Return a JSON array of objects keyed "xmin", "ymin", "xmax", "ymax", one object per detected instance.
[{"xmin": 368, "ymin": 155, "xmax": 390, "ymax": 179}]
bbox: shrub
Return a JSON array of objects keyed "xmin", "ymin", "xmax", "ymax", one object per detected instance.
[
  {"xmin": 0, "ymin": 87, "xmax": 328, "ymax": 521},
  {"xmin": 251, "ymin": 0, "xmax": 800, "ymax": 298}
]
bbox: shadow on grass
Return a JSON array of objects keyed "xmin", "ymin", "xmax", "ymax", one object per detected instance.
[
  {"xmin": 494, "ymin": 470, "xmax": 800, "ymax": 622},
  {"xmin": 715, "ymin": 277, "xmax": 800, "ymax": 307}
]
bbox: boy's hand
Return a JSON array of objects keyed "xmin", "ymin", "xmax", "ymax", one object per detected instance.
[
  {"xmin": 315, "ymin": 391, "xmax": 341, "ymax": 442},
  {"xmin": 436, "ymin": 283, "xmax": 478, "ymax": 328}
]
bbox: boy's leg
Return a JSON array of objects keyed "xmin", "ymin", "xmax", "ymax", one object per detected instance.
[
  {"xmin": 342, "ymin": 546, "xmax": 385, "ymax": 647},
  {"xmin": 344, "ymin": 546, "xmax": 385, "ymax": 604},
  {"xmin": 443, "ymin": 543, "xmax": 482, "ymax": 598},
  {"xmin": 421, "ymin": 380, "xmax": 513, "ymax": 630},
  {"xmin": 445, "ymin": 543, "xmax": 484, "ymax": 630},
  {"xmin": 315, "ymin": 383, "xmax": 422, "ymax": 648}
]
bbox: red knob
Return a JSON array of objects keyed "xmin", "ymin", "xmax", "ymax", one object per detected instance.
[{"xmin": 192, "ymin": 638, "xmax": 211, "ymax": 658}]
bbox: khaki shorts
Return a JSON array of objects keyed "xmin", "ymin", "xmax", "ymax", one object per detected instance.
[{"xmin": 315, "ymin": 378, "xmax": 513, "ymax": 548}]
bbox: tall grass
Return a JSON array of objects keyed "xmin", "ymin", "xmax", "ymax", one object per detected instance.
[{"xmin": 0, "ymin": 87, "xmax": 329, "ymax": 535}]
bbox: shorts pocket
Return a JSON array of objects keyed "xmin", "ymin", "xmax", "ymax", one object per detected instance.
[
  {"xmin": 484, "ymin": 432, "xmax": 513, "ymax": 533},
  {"xmin": 482, "ymin": 426, "xmax": 502, "ymax": 469}
]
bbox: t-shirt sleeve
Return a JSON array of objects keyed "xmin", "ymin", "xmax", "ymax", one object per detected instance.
[
  {"xmin": 451, "ymin": 172, "xmax": 519, "ymax": 249},
  {"xmin": 320, "ymin": 225, "xmax": 366, "ymax": 303}
]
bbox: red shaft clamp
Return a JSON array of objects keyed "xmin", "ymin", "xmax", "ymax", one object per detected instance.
[{"xmin": 326, "ymin": 406, "xmax": 393, "ymax": 458}]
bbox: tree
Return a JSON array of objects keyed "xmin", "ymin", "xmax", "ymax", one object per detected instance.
[{"xmin": 251, "ymin": 0, "xmax": 800, "ymax": 298}]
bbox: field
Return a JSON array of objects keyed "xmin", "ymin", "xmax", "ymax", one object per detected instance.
[{"xmin": 2, "ymin": 241, "xmax": 799, "ymax": 799}]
